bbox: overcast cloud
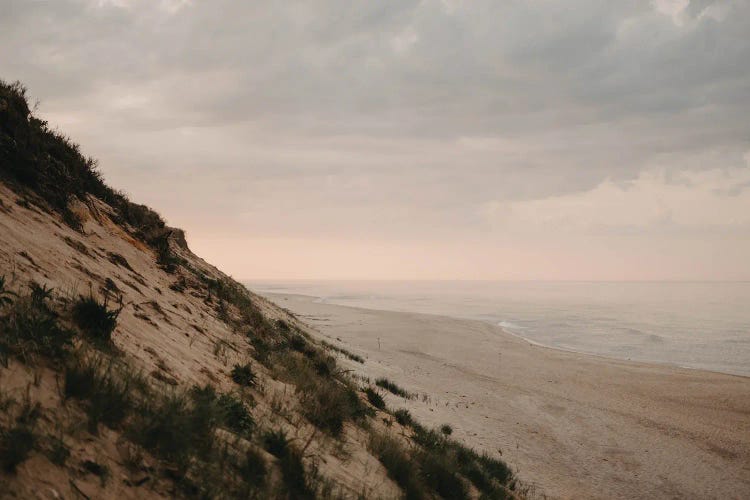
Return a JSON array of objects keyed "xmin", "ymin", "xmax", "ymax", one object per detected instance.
[{"xmin": 1, "ymin": 0, "xmax": 749, "ymax": 279}]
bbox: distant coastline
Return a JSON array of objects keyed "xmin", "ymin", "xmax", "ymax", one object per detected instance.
[{"xmin": 248, "ymin": 280, "xmax": 750, "ymax": 377}]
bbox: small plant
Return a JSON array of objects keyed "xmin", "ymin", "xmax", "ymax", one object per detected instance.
[
  {"xmin": 364, "ymin": 387, "xmax": 386, "ymax": 410},
  {"xmin": 419, "ymin": 453, "xmax": 469, "ymax": 500},
  {"xmin": 72, "ymin": 291, "xmax": 122, "ymax": 343},
  {"xmin": 394, "ymin": 409, "xmax": 414, "ymax": 427},
  {"xmin": 129, "ymin": 390, "xmax": 199, "ymax": 466},
  {"xmin": 29, "ymin": 281, "xmax": 53, "ymax": 306},
  {"xmin": 369, "ymin": 433, "xmax": 426, "ymax": 500},
  {"xmin": 230, "ymin": 363, "xmax": 256, "ymax": 387},
  {"xmin": 288, "ymin": 334, "xmax": 309, "ymax": 354},
  {"xmin": 262, "ymin": 429, "xmax": 288, "ymax": 458},
  {"xmin": 64, "ymin": 354, "xmax": 135, "ymax": 431},
  {"xmin": 0, "ymin": 291, "xmax": 73, "ymax": 365},
  {"xmin": 375, "ymin": 377, "xmax": 414, "ymax": 399},
  {"xmin": 276, "ymin": 319, "xmax": 290, "ymax": 332},
  {"xmin": 218, "ymin": 393, "xmax": 254, "ymax": 436},
  {"xmin": 440, "ymin": 424, "xmax": 453, "ymax": 436}
]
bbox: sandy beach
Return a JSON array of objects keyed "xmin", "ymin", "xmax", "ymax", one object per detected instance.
[{"xmin": 265, "ymin": 292, "xmax": 750, "ymax": 500}]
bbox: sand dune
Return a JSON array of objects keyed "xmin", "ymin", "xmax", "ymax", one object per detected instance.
[{"xmin": 266, "ymin": 293, "xmax": 750, "ymax": 499}]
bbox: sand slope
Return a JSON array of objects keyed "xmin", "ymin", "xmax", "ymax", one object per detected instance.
[
  {"xmin": 0, "ymin": 184, "xmax": 400, "ymax": 499},
  {"xmin": 267, "ymin": 293, "xmax": 750, "ymax": 500}
]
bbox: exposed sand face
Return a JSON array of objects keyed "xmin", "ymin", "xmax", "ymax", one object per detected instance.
[
  {"xmin": 0, "ymin": 184, "xmax": 399, "ymax": 499},
  {"xmin": 266, "ymin": 293, "xmax": 750, "ymax": 500}
]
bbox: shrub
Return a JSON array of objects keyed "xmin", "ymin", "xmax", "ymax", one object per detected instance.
[
  {"xmin": 320, "ymin": 340, "xmax": 365, "ymax": 364},
  {"xmin": 288, "ymin": 334, "xmax": 310, "ymax": 354},
  {"xmin": 230, "ymin": 363, "xmax": 256, "ymax": 387},
  {"xmin": 301, "ymin": 380, "xmax": 348, "ymax": 435},
  {"xmin": 72, "ymin": 292, "xmax": 121, "ymax": 343},
  {"xmin": 129, "ymin": 390, "xmax": 195, "ymax": 466},
  {"xmin": 375, "ymin": 377, "xmax": 413, "ymax": 399},
  {"xmin": 0, "ymin": 290, "xmax": 73, "ymax": 365},
  {"xmin": 276, "ymin": 319, "xmax": 290, "ymax": 332},
  {"xmin": 440, "ymin": 424, "xmax": 453, "ymax": 436},
  {"xmin": 369, "ymin": 433, "xmax": 426, "ymax": 500},
  {"xmin": 279, "ymin": 446, "xmax": 315, "ymax": 500},
  {"xmin": 64, "ymin": 354, "xmax": 135, "ymax": 431},
  {"xmin": 394, "ymin": 409, "xmax": 414, "ymax": 427},
  {"xmin": 218, "ymin": 393, "xmax": 254, "ymax": 437},
  {"xmin": 419, "ymin": 453, "xmax": 469, "ymax": 500},
  {"xmin": 364, "ymin": 387, "xmax": 386, "ymax": 410},
  {"xmin": 262, "ymin": 429, "xmax": 288, "ymax": 458}
]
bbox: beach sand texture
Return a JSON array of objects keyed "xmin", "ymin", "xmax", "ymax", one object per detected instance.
[{"xmin": 267, "ymin": 293, "xmax": 750, "ymax": 500}]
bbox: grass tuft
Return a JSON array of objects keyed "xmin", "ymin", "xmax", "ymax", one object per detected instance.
[
  {"xmin": 0, "ymin": 288, "xmax": 74, "ymax": 366},
  {"xmin": 230, "ymin": 363, "xmax": 256, "ymax": 387},
  {"xmin": 64, "ymin": 353, "xmax": 136, "ymax": 431},
  {"xmin": 262, "ymin": 429, "xmax": 288, "ymax": 458},
  {"xmin": 375, "ymin": 377, "xmax": 414, "ymax": 399},
  {"xmin": 72, "ymin": 291, "xmax": 121, "ymax": 344},
  {"xmin": 364, "ymin": 387, "xmax": 386, "ymax": 410}
]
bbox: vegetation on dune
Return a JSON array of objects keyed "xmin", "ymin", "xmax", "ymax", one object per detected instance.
[
  {"xmin": 364, "ymin": 387, "xmax": 386, "ymax": 410},
  {"xmin": 0, "ymin": 79, "xmax": 181, "ymax": 262},
  {"xmin": 0, "ymin": 281, "xmax": 74, "ymax": 366},
  {"xmin": 375, "ymin": 377, "xmax": 415, "ymax": 399},
  {"xmin": 230, "ymin": 362, "xmax": 256, "ymax": 387},
  {"xmin": 72, "ymin": 291, "xmax": 122, "ymax": 345}
]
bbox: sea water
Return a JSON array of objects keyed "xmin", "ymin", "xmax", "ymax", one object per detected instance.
[{"xmin": 246, "ymin": 280, "xmax": 750, "ymax": 377}]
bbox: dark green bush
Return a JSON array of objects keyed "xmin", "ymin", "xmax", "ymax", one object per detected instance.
[
  {"xmin": 0, "ymin": 290, "xmax": 73, "ymax": 365},
  {"xmin": 394, "ymin": 409, "xmax": 414, "ymax": 427},
  {"xmin": 64, "ymin": 355, "xmax": 134, "ymax": 431},
  {"xmin": 375, "ymin": 377, "xmax": 414, "ymax": 399},
  {"xmin": 364, "ymin": 387, "xmax": 386, "ymax": 410},
  {"xmin": 230, "ymin": 363, "xmax": 256, "ymax": 387},
  {"xmin": 419, "ymin": 453, "xmax": 469, "ymax": 500},
  {"xmin": 218, "ymin": 393, "xmax": 254, "ymax": 436},
  {"xmin": 262, "ymin": 429, "xmax": 288, "ymax": 458},
  {"xmin": 72, "ymin": 292, "xmax": 121, "ymax": 343},
  {"xmin": 369, "ymin": 433, "xmax": 426, "ymax": 500}
]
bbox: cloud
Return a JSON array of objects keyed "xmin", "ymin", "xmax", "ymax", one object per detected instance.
[
  {"xmin": 1, "ymin": 0, "xmax": 749, "ymax": 278},
  {"xmin": 483, "ymin": 164, "xmax": 750, "ymax": 235}
]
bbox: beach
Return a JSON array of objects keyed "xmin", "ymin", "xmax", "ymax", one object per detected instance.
[{"xmin": 264, "ymin": 292, "xmax": 750, "ymax": 499}]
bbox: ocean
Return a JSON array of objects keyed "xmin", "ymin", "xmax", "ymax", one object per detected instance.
[{"xmin": 246, "ymin": 280, "xmax": 750, "ymax": 377}]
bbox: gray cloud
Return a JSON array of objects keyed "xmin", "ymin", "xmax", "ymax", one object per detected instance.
[{"xmin": 1, "ymin": 0, "xmax": 749, "ymax": 278}]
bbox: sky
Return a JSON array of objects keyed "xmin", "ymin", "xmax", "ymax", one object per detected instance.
[{"xmin": 1, "ymin": 0, "xmax": 749, "ymax": 280}]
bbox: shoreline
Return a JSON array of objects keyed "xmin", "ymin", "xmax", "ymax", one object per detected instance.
[
  {"xmin": 300, "ymin": 292, "xmax": 749, "ymax": 380},
  {"xmin": 261, "ymin": 291, "xmax": 750, "ymax": 499}
]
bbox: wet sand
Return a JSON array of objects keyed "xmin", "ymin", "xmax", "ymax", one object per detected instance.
[{"xmin": 265, "ymin": 292, "xmax": 750, "ymax": 499}]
